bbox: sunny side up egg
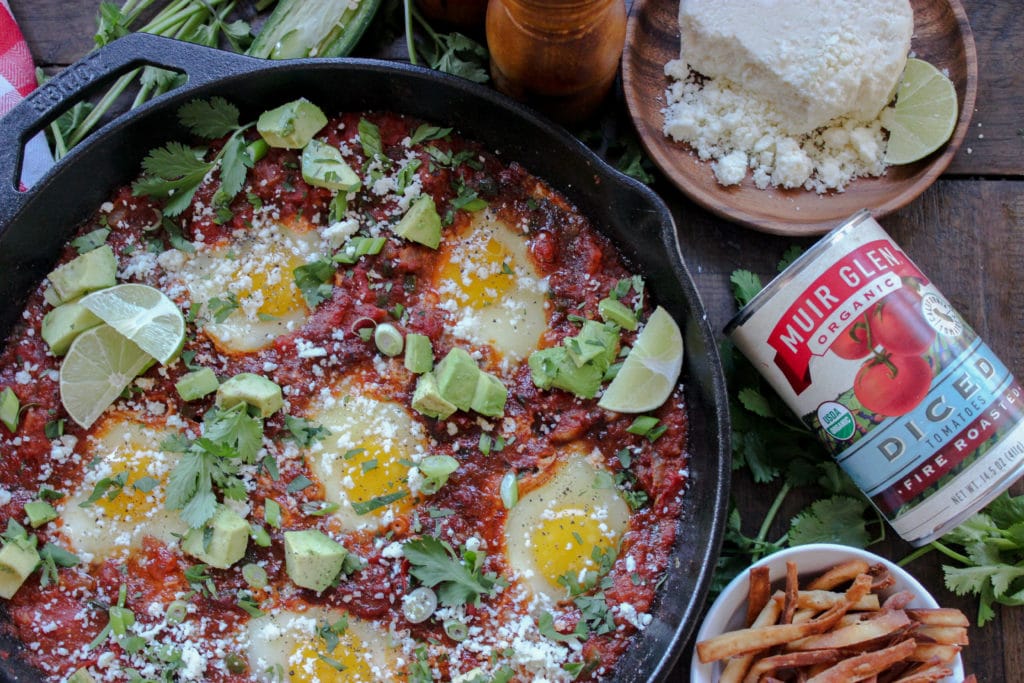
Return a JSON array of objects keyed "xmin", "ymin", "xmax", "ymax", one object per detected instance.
[
  {"xmin": 304, "ymin": 375, "xmax": 431, "ymax": 532},
  {"xmin": 246, "ymin": 608, "xmax": 401, "ymax": 683},
  {"xmin": 433, "ymin": 210, "xmax": 548, "ymax": 369},
  {"xmin": 164, "ymin": 218, "xmax": 324, "ymax": 354},
  {"xmin": 504, "ymin": 452, "xmax": 630, "ymax": 602},
  {"xmin": 59, "ymin": 411, "xmax": 188, "ymax": 561}
]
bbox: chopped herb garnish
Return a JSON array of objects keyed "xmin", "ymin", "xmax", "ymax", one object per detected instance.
[
  {"xmin": 293, "ymin": 260, "xmax": 336, "ymax": 307},
  {"xmin": 71, "ymin": 228, "xmax": 110, "ymax": 254},
  {"xmin": 351, "ymin": 491, "xmax": 407, "ymax": 515},
  {"xmin": 286, "ymin": 475, "xmax": 314, "ymax": 494},
  {"xmin": 402, "ymin": 536, "xmax": 503, "ymax": 607}
]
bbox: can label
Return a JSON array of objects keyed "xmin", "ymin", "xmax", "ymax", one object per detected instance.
[{"xmin": 727, "ymin": 212, "xmax": 1024, "ymax": 545}]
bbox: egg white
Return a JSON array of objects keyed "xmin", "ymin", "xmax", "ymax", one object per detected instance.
[
  {"xmin": 304, "ymin": 375, "xmax": 430, "ymax": 532},
  {"xmin": 434, "ymin": 210, "xmax": 548, "ymax": 369},
  {"xmin": 504, "ymin": 451, "xmax": 630, "ymax": 602},
  {"xmin": 165, "ymin": 219, "xmax": 324, "ymax": 353},
  {"xmin": 246, "ymin": 608, "xmax": 400, "ymax": 683},
  {"xmin": 59, "ymin": 411, "xmax": 188, "ymax": 561}
]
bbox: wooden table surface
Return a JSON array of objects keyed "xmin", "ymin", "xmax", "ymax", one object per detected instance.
[{"xmin": 8, "ymin": 0, "xmax": 1023, "ymax": 681}]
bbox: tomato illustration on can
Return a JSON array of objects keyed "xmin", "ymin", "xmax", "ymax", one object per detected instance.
[{"xmin": 726, "ymin": 211, "xmax": 1024, "ymax": 546}]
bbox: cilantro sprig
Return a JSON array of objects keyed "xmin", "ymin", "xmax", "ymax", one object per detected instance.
[
  {"xmin": 132, "ymin": 97, "xmax": 257, "ymax": 216},
  {"xmin": 904, "ymin": 492, "xmax": 1024, "ymax": 626},
  {"xmin": 165, "ymin": 403, "xmax": 264, "ymax": 528},
  {"xmin": 402, "ymin": 536, "xmax": 503, "ymax": 607}
]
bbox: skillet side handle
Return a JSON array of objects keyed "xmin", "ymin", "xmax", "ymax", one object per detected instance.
[{"xmin": 0, "ymin": 33, "xmax": 260, "ymax": 226}]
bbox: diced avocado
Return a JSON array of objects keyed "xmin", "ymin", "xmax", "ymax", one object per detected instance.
[
  {"xmin": 565, "ymin": 320, "xmax": 620, "ymax": 369},
  {"xmin": 65, "ymin": 668, "xmax": 97, "ymax": 683},
  {"xmin": 180, "ymin": 507, "xmax": 249, "ymax": 570},
  {"xmin": 0, "ymin": 539, "xmax": 39, "ymax": 599},
  {"xmin": 411, "ymin": 372, "xmax": 457, "ymax": 421},
  {"xmin": 46, "ymin": 245, "xmax": 117, "ymax": 304},
  {"xmin": 598, "ymin": 297, "xmax": 638, "ymax": 331},
  {"xmin": 301, "ymin": 139, "xmax": 361, "ymax": 192},
  {"xmin": 435, "ymin": 348, "xmax": 481, "ymax": 411},
  {"xmin": 176, "ymin": 368, "xmax": 219, "ymax": 402},
  {"xmin": 41, "ymin": 301, "xmax": 103, "ymax": 356},
  {"xmin": 216, "ymin": 373, "xmax": 283, "ymax": 417},
  {"xmin": 24, "ymin": 501, "xmax": 58, "ymax": 528},
  {"xmin": 257, "ymin": 98, "xmax": 328, "ymax": 149},
  {"xmin": 471, "ymin": 372, "xmax": 507, "ymax": 417},
  {"xmin": 0, "ymin": 387, "xmax": 19, "ymax": 433},
  {"xmin": 394, "ymin": 195, "xmax": 442, "ymax": 249},
  {"xmin": 404, "ymin": 333, "xmax": 434, "ymax": 374},
  {"xmin": 284, "ymin": 529, "xmax": 348, "ymax": 592},
  {"xmin": 528, "ymin": 346, "xmax": 603, "ymax": 398}
]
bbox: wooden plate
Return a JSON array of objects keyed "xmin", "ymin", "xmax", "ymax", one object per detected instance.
[{"xmin": 622, "ymin": 0, "xmax": 978, "ymax": 236}]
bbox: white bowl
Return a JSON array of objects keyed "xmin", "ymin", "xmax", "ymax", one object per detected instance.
[{"xmin": 690, "ymin": 543, "xmax": 966, "ymax": 682}]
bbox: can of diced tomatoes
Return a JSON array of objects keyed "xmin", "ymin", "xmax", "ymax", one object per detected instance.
[{"xmin": 725, "ymin": 210, "xmax": 1024, "ymax": 546}]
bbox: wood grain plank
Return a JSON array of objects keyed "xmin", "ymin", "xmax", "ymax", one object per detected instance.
[{"xmin": 947, "ymin": 0, "xmax": 1024, "ymax": 176}]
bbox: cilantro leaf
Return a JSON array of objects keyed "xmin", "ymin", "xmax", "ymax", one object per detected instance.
[
  {"xmin": 213, "ymin": 133, "xmax": 253, "ymax": 207},
  {"xmin": 358, "ymin": 118, "xmax": 383, "ymax": 161},
  {"xmin": 409, "ymin": 124, "xmax": 452, "ymax": 146},
  {"xmin": 403, "ymin": 536, "xmax": 501, "ymax": 607},
  {"xmin": 729, "ymin": 270, "xmax": 763, "ymax": 307},
  {"xmin": 284, "ymin": 415, "xmax": 330, "ymax": 447},
  {"xmin": 133, "ymin": 142, "xmax": 213, "ymax": 215},
  {"xmin": 788, "ymin": 495, "xmax": 870, "ymax": 547},
  {"xmin": 293, "ymin": 260, "xmax": 336, "ymax": 308},
  {"xmin": 178, "ymin": 97, "xmax": 241, "ymax": 139}
]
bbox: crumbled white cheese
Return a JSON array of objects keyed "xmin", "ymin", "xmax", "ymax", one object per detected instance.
[{"xmin": 663, "ymin": 0, "xmax": 911, "ymax": 193}]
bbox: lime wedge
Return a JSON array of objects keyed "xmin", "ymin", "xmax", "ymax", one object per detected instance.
[
  {"xmin": 80, "ymin": 284, "xmax": 186, "ymax": 364},
  {"xmin": 598, "ymin": 306, "xmax": 683, "ymax": 413},
  {"xmin": 59, "ymin": 324, "xmax": 154, "ymax": 428},
  {"xmin": 881, "ymin": 58, "xmax": 958, "ymax": 165}
]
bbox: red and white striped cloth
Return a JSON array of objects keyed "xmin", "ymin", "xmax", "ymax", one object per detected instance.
[{"xmin": 1, "ymin": 0, "xmax": 54, "ymax": 188}]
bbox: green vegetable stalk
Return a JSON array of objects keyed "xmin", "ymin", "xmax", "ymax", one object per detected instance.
[{"xmin": 246, "ymin": 0, "xmax": 382, "ymax": 59}]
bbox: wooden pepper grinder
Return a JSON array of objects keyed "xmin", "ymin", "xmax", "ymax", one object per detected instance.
[{"xmin": 485, "ymin": 0, "xmax": 627, "ymax": 124}]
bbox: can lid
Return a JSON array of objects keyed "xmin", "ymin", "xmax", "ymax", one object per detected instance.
[{"xmin": 722, "ymin": 210, "xmax": 875, "ymax": 336}]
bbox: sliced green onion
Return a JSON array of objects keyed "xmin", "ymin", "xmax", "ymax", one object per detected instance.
[
  {"xmin": 242, "ymin": 563, "xmax": 268, "ymax": 590},
  {"xmin": 500, "ymin": 471, "xmax": 518, "ymax": 510},
  {"xmin": 166, "ymin": 600, "xmax": 188, "ymax": 624},
  {"xmin": 264, "ymin": 499, "xmax": 282, "ymax": 528},
  {"xmin": 374, "ymin": 323, "xmax": 404, "ymax": 357},
  {"xmin": 250, "ymin": 523, "xmax": 272, "ymax": 548},
  {"xmin": 401, "ymin": 586, "xmax": 437, "ymax": 624},
  {"xmin": 444, "ymin": 619, "xmax": 468, "ymax": 641}
]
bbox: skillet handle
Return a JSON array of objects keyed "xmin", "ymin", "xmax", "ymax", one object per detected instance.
[{"xmin": 0, "ymin": 33, "xmax": 259, "ymax": 226}]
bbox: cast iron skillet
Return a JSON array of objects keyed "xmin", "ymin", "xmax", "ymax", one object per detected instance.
[{"xmin": 0, "ymin": 33, "xmax": 730, "ymax": 682}]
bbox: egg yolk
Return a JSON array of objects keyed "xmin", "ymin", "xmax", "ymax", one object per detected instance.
[
  {"xmin": 341, "ymin": 435, "xmax": 412, "ymax": 515},
  {"xmin": 93, "ymin": 449, "xmax": 162, "ymax": 523},
  {"xmin": 288, "ymin": 634, "xmax": 375, "ymax": 682},
  {"xmin": 237, "ymin": 251, "xmax": 309, "ymax": 319},
  {"xmin": 439, "ymin": 234, "xmax": 515, "ymax": 308},
  {"xmin": 532, "ymin": 506, "xmax": 619, "ymax": 588}
]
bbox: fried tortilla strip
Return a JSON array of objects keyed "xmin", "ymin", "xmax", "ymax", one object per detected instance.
[
  {"xmin": 910, "ymin": 642, "xmax": 961, "ymax": 664},
  {"xmin": 746, "ymin": 565, "xmax": 771, "ymax": 627},
  {"xmin": 741, "ymin": 649, "xmax": 846, "ymax": 683},
  {"xmin": 916, "ymin": 625, "xmax": 968, "ymax": 645},
  {"xmin": 805, "ymin": 638, "xmax": 916, "ymax": 682},
  {"xmin": 869, "ymin": 564, "xmax": 897, "ymax": 593},
  {"xmin": 720, "ymin": 597, "xmax": 784, "ymax": 683},
  {"xmin": 697, "ymin": 574, "xmax": 873, "ymax": 663},
  {"xmin": 905, "ymin": 608, "xmax": 970, "ymax": 627},
  {"xmin": 807, "ymin": 560, "xmax": 871, "ymax": 590},
  {"xmin": 888, "ymin": 662, "xmax": 954, "ymax": 682},
  {"xmin": 783, "ymin": 561, "xmax": 800, "ymax": 624},
  {"xmin": 788, "ymin": 609, "xmax": 911, "ymax": 651},
  {"xmin": 791, "ymin": 590, "xmax": 881, "ymax": 612},
  {"xmin": 881, "ymin": 590, "xmax": 916, "ymax": 611}
]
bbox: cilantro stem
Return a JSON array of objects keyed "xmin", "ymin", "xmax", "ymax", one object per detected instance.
[
  {"xmin": 403, "ymin": 0, "xmax": 418, "ymax": 66},
  {"xmin": 898, "ymin": 541, "xmax": 969, "ymax": 567},
  {"xmin": 756, "ymin": 482, "xmax": 791, "ymax": 549}
]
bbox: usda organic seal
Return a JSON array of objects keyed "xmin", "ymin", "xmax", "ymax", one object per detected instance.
[{"xmin": 817, "ymin": 401, "xmax": 855, "ymax": 441}]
